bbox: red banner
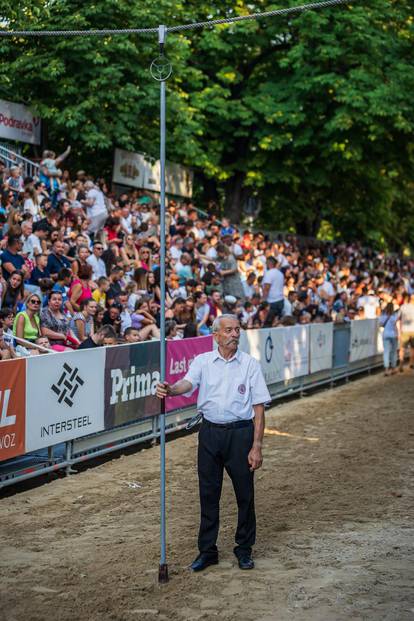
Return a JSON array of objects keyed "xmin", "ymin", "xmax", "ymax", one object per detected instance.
[
  {"xmin": 0, "ymin": 359, "xmax": 26, "ymax": 461},
  {"xmin": 166, "ymin": 336, "xmax": 213, "ymax": 412}
]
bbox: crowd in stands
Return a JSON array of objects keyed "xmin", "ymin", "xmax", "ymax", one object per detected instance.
[{"xmin": 0, "ymin": 148, "xmax": 413, "ymax": 372}]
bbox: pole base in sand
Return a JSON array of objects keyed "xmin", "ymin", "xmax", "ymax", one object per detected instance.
[{"xmin": 158, "ymin": 563, "xmax": 169, "ymax": 584}]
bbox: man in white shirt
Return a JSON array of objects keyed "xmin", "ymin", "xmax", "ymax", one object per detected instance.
[
  {"xmin": 262, "ymin": 256, "xmax": 284, "ymax": 325},
  {"xmin": 357, "ymin": 286, "xmax": 380, "ymax": 319},
  {"xmin": 21, "ymin": 221, "xmax": 42, "ymax": 260},
  {"xmin": 170, "ymin": 236, "xmax": 184, "ymax": 262},
  {"xmin": 156, "ymin": 315, "xmax": 270, "ymax": 572},
  {"xmin": 87, "ymin": 241, "xmax": 107, "ymax": 280},
  {"xmin": 82, "ymin": 180, "xmax": 108, "ymax": 234}
]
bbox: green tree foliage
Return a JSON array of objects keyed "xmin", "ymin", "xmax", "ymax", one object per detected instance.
[{"xmin": 0, "ymin": 0, "xmax": 413, "ymax": 249}]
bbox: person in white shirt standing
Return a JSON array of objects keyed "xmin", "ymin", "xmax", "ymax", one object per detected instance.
[
  {"xmin": 156, "ymin": 314, "xmax": 270, "ymax": 572},
  {"xmin": 82, "ymin": 180, "xmax": 108, "ymax": 235},
  {"xmin": 262, "ymin": 256, "xmax": 284, "ymax": 326}
]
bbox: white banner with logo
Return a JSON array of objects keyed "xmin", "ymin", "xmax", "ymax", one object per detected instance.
[
  {"xmin": 26, "ymin": 349, "xmax": 105, "ymax": 451},
  {"xmin": 239, "ymin": 328, "xmax": 284, "ymax": 384},
  {"xmin": 310, "ymin": 323, "xmax": 333, "ymax": 374},
  {"xmin": 283, "ymin": 325, "xmax": 309, "ymax": 380},
  {"xmin": 349, "ymin": 319, "xmax": 377, "ymax": 362},
  {"xmin": 113, "ymin": 148, "xmax": 193, "ymax": 197},
  {"xmin": 0, "ymin": 99, "xmax": 41, "ymax": 145}
]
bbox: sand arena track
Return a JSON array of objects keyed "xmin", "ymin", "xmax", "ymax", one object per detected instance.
[{"xmin": 1, "ymin": 372, "xmax": 413, "ymax": 621}]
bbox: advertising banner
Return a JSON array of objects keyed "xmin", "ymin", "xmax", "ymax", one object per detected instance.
[
  {"xmin": 105, "ymin": 341, "xmax": 161, "ymax": 428},
  {"xmin": 166, "ymin": 161, "xmax": 193, "ymax": 198},
  {"xmin": 310, "ymin": 323, "xmax": 334, "ymax": 374},
  {"xmin": 113, "ymin": 148, "xmax": 193, "ymax": 197},
  {"xmin": 283, "ymin": 325, "xmax": 309, "ymax": 380},
  {"xmin": 0, "ymin": 359, "xmax": 26, "ymax": 462},
  {"xmin": 166, "ymin": 336, "xmax": 213, "ymax": 412},
  {"xmin": 26, "ymin": 349, "xmax": 105, "ymax": 451},
  {"xmin": 350, "ymin": 319, "xmax": 377, "ymax": 362},
  {"xmin": 240, "ymin": 328, "xmax": 284, "ymax": 385},
  {"xmin": 0, "ymin": 99, "xmax": 41, "ymax": 145}
]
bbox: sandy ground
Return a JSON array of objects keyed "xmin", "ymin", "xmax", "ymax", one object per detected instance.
[{"xmin": 1, "ymin": 371, "xmax": 413, "ymax": 621}]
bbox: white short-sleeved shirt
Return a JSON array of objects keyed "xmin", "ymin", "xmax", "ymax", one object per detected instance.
[
  {"xmin": 262, "ymin": 268, "xmax": 284, "ymax": 303},
  {"xmin": 183, "ymin": 349, "xmax": 271, "ymax": 424}
]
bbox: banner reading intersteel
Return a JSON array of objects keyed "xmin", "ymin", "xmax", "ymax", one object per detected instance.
[
  {"xmin": 166, "ymin": 336, "xmax": 213, "ymax": 412},
  {"xmin": 283, "ymin": 325, "xmax": 310, "ymax": 380},
  {"xmin": 240, "ymin": 328, "xmax": 284, "ymax": 385},
  {"xmin": 0, "ymin": 99, "xmax": 41, "ymax": 145},
  {"xmin": 0, "ymin": 359, "xmax": 26, "ymax": 462},
  {"xmin": 350, "ymin": 319, "xmax": 377, "ymax": 362},
  {"xmin": 105, "ymin": 341, "xmax": 161, "ymax": 428},
  {"xmin": 309, "ymin": 323, "xmax": 334, "ymax": 374},
  {"xmin": 26, "ymin": 349, "xmax": 105, "ymax": 451}
]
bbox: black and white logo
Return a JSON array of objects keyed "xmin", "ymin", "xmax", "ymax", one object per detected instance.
[
  {"xmin": 265, "ymin": 334, "xmax": 274, "ymax": 363},
  {"xmin": 51, "ymin": 363, "xmax": 84, "ymax": 407}
]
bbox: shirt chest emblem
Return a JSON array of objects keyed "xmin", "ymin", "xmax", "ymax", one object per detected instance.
[{"xmin": 238, "ymin": 384, "xmax": 246, "ymax": 395}]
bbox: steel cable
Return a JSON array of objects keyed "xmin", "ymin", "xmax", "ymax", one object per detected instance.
[{"xmin": 0, "ymin": 0, "xmax": 350, "ymax": 38}]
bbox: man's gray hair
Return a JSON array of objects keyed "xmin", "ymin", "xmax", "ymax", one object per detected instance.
[{"xmin": 212, "ymin": 314, "xmax": 240, "ymax": 333}]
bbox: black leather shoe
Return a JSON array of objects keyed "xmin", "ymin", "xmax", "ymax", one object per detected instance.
[
  {"xmin": 236, "ymin": 554, "xmax": 254, "ymax": 570},
  {"xmin": 190, "ymin": 553, "xmax": 219, "ymax": 572}
]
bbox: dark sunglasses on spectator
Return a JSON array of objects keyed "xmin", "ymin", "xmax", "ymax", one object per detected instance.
[{"xmin": 29, "ymin": 299, "xmax": 41, "ymax": 305}]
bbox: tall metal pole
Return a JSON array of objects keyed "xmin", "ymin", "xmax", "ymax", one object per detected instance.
[{"xmin": 153, "ymin": 24, "xmax": 171, "ymax": 585}]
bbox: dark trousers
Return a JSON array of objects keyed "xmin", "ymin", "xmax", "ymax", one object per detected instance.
[
  {"xmin": 264, "ymin": 299, "xmax": 284, "ymax": 326},
  {"xmin": 197, "ymin": 420, "xmax": 256, "ymax": 558}
]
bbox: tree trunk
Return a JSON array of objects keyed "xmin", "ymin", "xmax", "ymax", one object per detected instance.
[{"xmin": 224, "ymin": 171, "xmax": 246, "ymax": 224}]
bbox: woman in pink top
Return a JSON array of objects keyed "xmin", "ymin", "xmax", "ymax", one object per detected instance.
[{"xmin": 69, "ymin": 263, "xmax": 93, "ymax": 312}]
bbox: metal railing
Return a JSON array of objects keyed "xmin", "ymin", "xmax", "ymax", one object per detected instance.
[
  {"xmin": 0, "ymin": 329, "xmax": 383, "ymax": 489},
  {"xmin": 0, "ymin": 144, "xmax": 39, "ymax": 178}
]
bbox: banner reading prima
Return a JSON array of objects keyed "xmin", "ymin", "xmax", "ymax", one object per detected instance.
[
  {"xmin": 104, "ymin": 341, "xmax": 161, "ymax": 429},
  {"xmin": 310, "ymin": 323, "xmax": 334, "ymax": 374},
  {"xmin": 26, "ymin": 349, "xmax": 105, "ymax": 451},
  {"xmin": 0, "ymin": 359, "xmax": 26, "ymax": 461}
]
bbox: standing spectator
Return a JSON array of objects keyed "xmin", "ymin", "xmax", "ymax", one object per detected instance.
[
  {"xmin": 357, "ymin": 286, "xmax": 380, "ymax": 319},
  {"xmin": 216, "ymin": 244, "xmax": 245, "ymax": 301},
  {"xmin": 5, "ymin": 166, "xmax": 24, "ymax": 202},
  {"xmin": 194, "ymin": 291, "xmax": 211, "ymax": 335},
  {"xmin": 399, "ymin": 293, "xmax": 414, "ymax": 371},
  {"xmin": 379, "ymin": 302, "xmax": 400, "ymax": 376},
  {"xmin": 262, "ymin": 256, "xmax": 284, "ymax": 325},
  {"xmin": 82, "ymin": 180, "xmax": 108, "ymax": 235}
]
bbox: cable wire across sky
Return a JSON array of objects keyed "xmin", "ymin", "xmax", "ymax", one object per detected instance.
[{"xmin": 0, "ymin": 0, "xmax": 351, "ymax": 38}]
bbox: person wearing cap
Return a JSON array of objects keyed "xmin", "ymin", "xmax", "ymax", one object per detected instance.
[{"xmin": 156, "ymin": 314, "xmax": 270, "ymax": 572}]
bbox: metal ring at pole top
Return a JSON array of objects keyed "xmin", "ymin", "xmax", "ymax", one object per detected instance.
[{"xmin": 150, "ymin": 55, "xmax": 173, "ymax": 81}]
